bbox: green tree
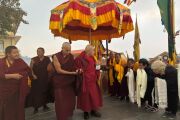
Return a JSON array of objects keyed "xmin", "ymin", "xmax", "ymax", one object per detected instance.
[{"xmin": 0, "ymin": 0, "xmax": 28, "ymax": 35}]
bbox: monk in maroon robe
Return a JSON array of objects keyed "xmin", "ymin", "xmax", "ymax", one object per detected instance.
[
  {"xmin": 0, "ymin": 46, "xmax": 32, "ymax": 120},
  {"xmin": 75, "ymin": 45, "xmax": 102, "ymax": 120},
  {"xmin": 107, "ymin": 52, "xmax": 115, "ymax": 96},
  {"xmin": 119, "ymin": 66, "xmax": 129, "ymax": 100},
  {"xmin": 52, "ymin": 42, "xmax": 78, "ymax": 120},
  {"xmin": 27, "ymin": 47, "xmax": 52, "ymax": 114}
]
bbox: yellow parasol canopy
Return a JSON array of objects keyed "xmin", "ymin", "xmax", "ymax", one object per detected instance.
[{"xmin": 49, "ymin": 0, "xmax": 134, "ymax": 41}]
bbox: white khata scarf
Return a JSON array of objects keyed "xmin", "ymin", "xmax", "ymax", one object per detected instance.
[
  {"xmin": 126, "ymin": 69, "xmax": 136, "ymax": 103},
  {"xmin": 136, "ymin": 69, "xmax": 147, "ymax": 107},
  {"xmin": 154, "ymin": 77, "xmax": 167, "ymax": 109}
]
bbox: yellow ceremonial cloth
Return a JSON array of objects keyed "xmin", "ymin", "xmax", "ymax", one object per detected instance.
[{"xmin": 114, "ymin": 60, "xmax": 124, "ymax": 83}]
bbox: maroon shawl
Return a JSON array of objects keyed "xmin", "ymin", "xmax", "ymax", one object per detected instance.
[
  {"xmin": 0, "ymin": 58, "xmax": 32, "ymax": 120},
  {"xmin": 75, "ymin": 51, "xmax": 100, "ymax": 92},
  {"xmin": 53, "ymin": 52, "xmax": 76, "ymax": 89}
]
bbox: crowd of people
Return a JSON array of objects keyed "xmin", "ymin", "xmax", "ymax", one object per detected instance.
[
  {"xmin": 0, "ymin": 42, "xmax": 179, "ymax": 120},
  {"xmin": 106, "ymin": 52, "xmax": 179, "ymax": 120},
  {"xmin": 0, "ymin": 43, "xmax": 102, "ymax": 120}
]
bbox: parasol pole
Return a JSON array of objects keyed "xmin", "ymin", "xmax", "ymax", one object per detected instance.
[
  {"xmin": 106, "ymin": 39, "xmax": 109, "ymax": 83},
  {"xmin": 89, "ymin": 28, "xmax": 92, "ymax": 44},
  {"xmin": 106, "ymin": 40, "xmax": 109, "ymax": 58}
]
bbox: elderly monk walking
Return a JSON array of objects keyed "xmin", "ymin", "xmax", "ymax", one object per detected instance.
[
  {"xmin": 75, "ymin": 45, "xmax": 102, "ymax": 120},
  {"xmin": 27, "ymin": 47, "xmax": 51, "ymax": 114},
  {"xmin": 52, "ymin": 42, "xmax": 78, "ymax": 120},
  {"xmin": 0, "ymin": 46, "xmax": 32, "ymax": 120}
]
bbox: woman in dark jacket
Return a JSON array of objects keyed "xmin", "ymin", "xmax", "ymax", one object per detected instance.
[{"xmin": 151, "ymin": 60, "xmax": 178, "ymax": 119}]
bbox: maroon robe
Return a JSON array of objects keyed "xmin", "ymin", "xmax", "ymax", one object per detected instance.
[
  {"xmin": 0, "ymin": 58, "xmax": 32, "ymax": 120},
  {"xmin": 75, "ymin": 52, "xmax": 102, "ymax": 112},
  {"xmin": 107, "ymin": 58, "xmax": 115, "ymax": 95},
  {"xmin": 26, "ymin": 56, "xmax": 52, "ymax": 108},
  {"xmin": 53, "ymin": 52, "xmax": 76, "ymax": 120}
]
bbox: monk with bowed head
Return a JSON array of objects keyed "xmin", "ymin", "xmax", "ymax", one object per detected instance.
[
  {"xmin": 52, "ymin": 42, "xmax": 80, "ymax": 120},
  {"xmin": 0, "ymin": 46, "xmax": 32, "ymax": 120}
]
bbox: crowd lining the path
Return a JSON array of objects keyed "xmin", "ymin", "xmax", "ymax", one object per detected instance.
[{"xmin": 0, "ymin": 43, "xmax": 179, "ymax": 120}]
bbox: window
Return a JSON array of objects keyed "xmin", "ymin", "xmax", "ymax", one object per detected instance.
[{"xmin": 0, "ymin": 41, "xmax": 4, "ymax": 52}]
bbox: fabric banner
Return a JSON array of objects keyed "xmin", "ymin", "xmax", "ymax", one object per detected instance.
[{"xmin": 133, "ymin": 16, "xmax": 141, "ymax": 62}]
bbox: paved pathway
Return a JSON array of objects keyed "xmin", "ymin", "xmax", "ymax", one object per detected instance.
[{"xmin": 26, "ymin": 96, "xmax": 180, "ymax": 120}]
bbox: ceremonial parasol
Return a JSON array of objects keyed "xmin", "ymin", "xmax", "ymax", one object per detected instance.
[{"xmin": 49, "ymin": 0, "xmax": 134, "ymax": 55}]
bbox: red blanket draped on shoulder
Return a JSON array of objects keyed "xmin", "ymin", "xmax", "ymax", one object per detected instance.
[
  {"xmin": 0, "ymin": 58, "xmax": 32, "ymax": 120},
  {"xmin": 75, "ymin": 51, "xmax": 102, "ymax": 112}
]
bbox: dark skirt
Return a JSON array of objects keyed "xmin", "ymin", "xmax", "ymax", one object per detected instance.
[{"xmin": 25, "ymin": 79, "xmax": 54, "ymax": 108}]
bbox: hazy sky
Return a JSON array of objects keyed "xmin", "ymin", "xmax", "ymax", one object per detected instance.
[{"xmin": 17, "ymin": 0, "xmax": 180, "ymax": 58}]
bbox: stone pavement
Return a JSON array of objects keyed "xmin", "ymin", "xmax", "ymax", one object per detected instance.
[{"xmin": 25, "ymin": 96, "xmax": 180, "ymax": 120}]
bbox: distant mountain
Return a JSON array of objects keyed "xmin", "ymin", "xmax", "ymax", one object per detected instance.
[{"xmin": 21, "ymin": 56, "xmax": 31, "ymax": 65}]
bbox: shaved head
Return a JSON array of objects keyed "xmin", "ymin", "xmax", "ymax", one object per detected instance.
[
  {"xmin": 85, "ymin": 45, "xmax": 94, "ymax": 53},
  {"xmin": 85, "ymin": 44, "xmax": 95, "ymax": 56},
  {"xmin": 62, "ymin": 42, "xmax": 71, "ymax": 55},
  {"xmin": 62, "ymin": 42, "xmax": 71, "ymax": 49}
]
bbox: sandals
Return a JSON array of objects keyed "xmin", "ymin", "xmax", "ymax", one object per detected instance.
[{"xmin": 144, "ymin": 105, "xmax": 159, "ymax": 113}]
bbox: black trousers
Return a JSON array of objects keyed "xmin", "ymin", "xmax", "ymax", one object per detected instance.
[
  {"xmin": 166, "ymin": 90, "xmax": 178, "ymax": 114},
  {"xmin": 165, "ymin": 75, "xmax": 179, "ymax": 115},
  {"xmin": 144, "ymin": 81, "xmax": 154, "ymax": 106}
]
